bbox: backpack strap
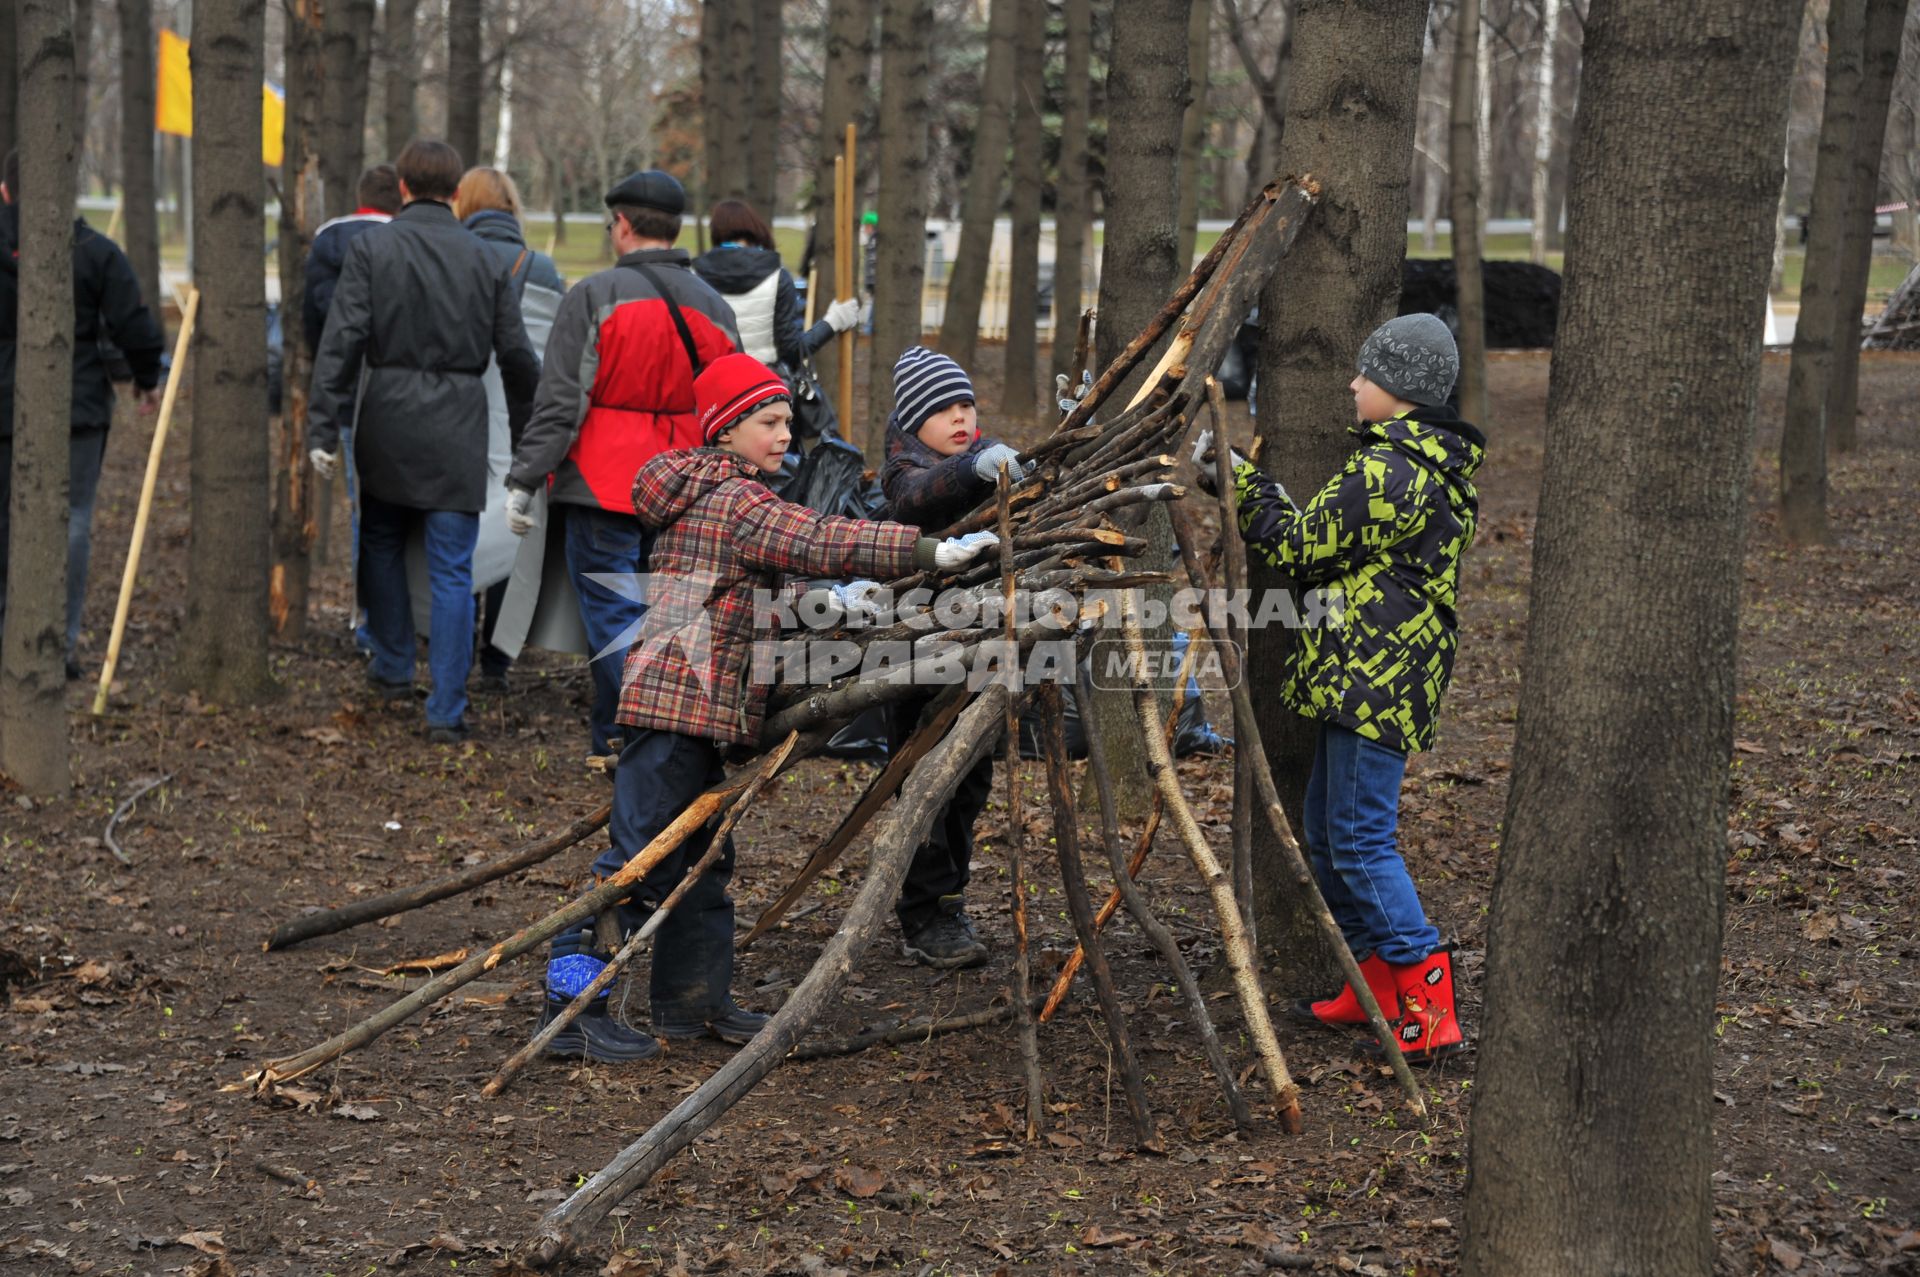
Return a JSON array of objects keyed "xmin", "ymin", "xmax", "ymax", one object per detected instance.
[
  {"xmin": 623, "ymin": 260, "xmax": 704, "ymax": 378},
  {"xmin": 508, "ymin": 247, "xmax": 532, "ymax": 299}
]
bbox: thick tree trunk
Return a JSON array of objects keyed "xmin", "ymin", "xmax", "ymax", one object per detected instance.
[
  {"xmin": 71, "ymin": 0, "xmax": 94, "ymax": 193},
  {"xmin": 1527, "ymin": 0, "xmax": 1559, "ymax": 265},
  {"xmin": 320, "ymin": 0, "xmax": 375, "ymax": 230},
  {"xmin": 178, "ymin": 0, "xmax": 277, "ymax": 706},
  {"xmin": 1248, "ymin": 0, "xmax": 1427, "ymax": 994},
  {"xmin": 0, "ymin": 0, "xmax": 77, "ymax": 795},
  {"xmin": 0, "ymin": 4, "xmax": 16, "ymax": 162},
  {"xmin": 118, "ymin": 0, "xmax": 160, "ymax": 311},
  {"xmin": 1827, "ymin": 0, "xmax": 1910, "ymax": 453},
  {"xmin": 381, "ymin": 0, "xmax": 419, "ymax": 157},
  {"xmin": 865, "ymin": 0, "xmax": 934, "ymax": 448},
  {"xmin": 1049, "ymin": 0, "xmax": 1092, "ymax": 383},
  {"xmin": 1449, "ymin": 0, "xmax": 1488, "ymax": 423},
  {"xmin": 1461, "ymin": 2, "xmax": 1802, "ymax": 1271},
  {"xmin": 445, "ymin": 0, "xmax": 483, "ymax": 167},
  {"xmin": 1002, "ymin": 0, "xmax": 1044, "ymax": 417},
  {"xmin": 935, "ymin": 0, "xmax": 1018, "ymax": 368},
  {"xmin": 1781, "ymin": 0, "xmax": 1868, "ymax": 546},
  {"xmin": 272, "ymin": 0, "xmax": 323, "ymax": 641},
  {"xmin": 810, "ymin": 0, "xmax": 873, "ymax": 322},
  {"xmin": 1175, "ymin": 0, "xmax": 1212, "ymax": 273},
  {"xmin": 747, "ymin": 0, "xmax": 782, "ymax": 214},
  {"xmin": 701, "ymin": 0, "xmax": 750, "ymax": 202}
]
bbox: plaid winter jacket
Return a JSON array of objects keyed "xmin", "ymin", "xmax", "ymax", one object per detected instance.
[
  {"xmin": 618, "ymin": 449, "xmax": 929, "ymax": 746},
  {"xmin": 1234, "ymin": 405, "xmax": 1485, "ymax": 754},
  {"xmin": 878, "ymin": 412, "xmax": 996, "ymax": 532}
]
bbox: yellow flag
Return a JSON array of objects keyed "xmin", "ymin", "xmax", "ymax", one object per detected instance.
[{"xmin": 152, "ymin": 28, "xmax": 286, "ymax": 168}]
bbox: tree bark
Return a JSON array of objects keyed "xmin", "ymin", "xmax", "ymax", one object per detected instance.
[
  {"xmin": 1002, "ymin": 0, "xmax": 1045, "ymax": 417},
  {"xmin": 0, "ymin": 3, "xmax": 16, "ymax": 163},
  {"xmin": 811, "ymin": 0, "xmax": 873, "ymax": 324},
  {"xmin": 0, "ymin": 0, "xmax": 77, "ymax": 795},
  {"xmin": 1449, "ymin": 0, "xmax": 1489, "ymax": 424},
  {"xmin": 1781, "ymin": 0, "xmax": 1868, "ymax": 546},
  {"xmin": 272, "ymin": 0, "xmax": 324, "ymax": 641},
  {"xmin": 319, "ymin": 0, "xmax": 375, "ymax": 220},
  {"xmin": 1460, "ymin": 1, "xmax": 1802, "ymax": 1271},
  {"xmin": 381, "ymin": 0, "xmax": 419, "ymax": 156},
  {"xmin": 701, "ymin": 0, "xmax": 749, "ymax": 202},
  {"xmin": 1175, "ymin": 0, "xmax": 1212, "ymax": 273},
  {"xmin": 1527, "ymin": 0, "xmax": 1560, "ymax": 264},
  {"xmin": 445, "ymin": 0, "xmax": 483, "ymax": 167},
  {"xmin": 1248, "ymin": 0, "xmax": 1427, "ymax": 996},
  {"xmin": 118, "ymin": 0, "xmax": 160, "ymax": 311},
  {"xmin": 71, "ymin": 0, "xmax": 94, "ymax": 193},
  {"xmin": 865, "ymin": 0, "xmax": 934, "ymax": 449},
  {"xmin": 1827, "ymin": 0, "xmax": 1910, "ymax": 453},
  {"xmin": 935, "ymin": 0, "xmax": 1018, "ymax": 368},
  {"xmin": 1049, "ymin": 0, "xmax": 1092, "ymax": 383},
  {"xmin": 746, "ymin": 0, "xmax": 782, "ymax": 213},
  {"xmin": 177, "ymin": 0, "xmax": 277, "ymax": 706}
]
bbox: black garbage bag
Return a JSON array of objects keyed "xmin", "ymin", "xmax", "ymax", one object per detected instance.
[
  {"xmin": 790, "ymin": 433, "xmax": 885, "ymax": 520},
  {"xmin": 825, "ymin": 706, "xmax": 892, "ymax": 760},
  {"xmin": 1014, "ymin": 679, "xmax": 1087, "ymax": 759}
]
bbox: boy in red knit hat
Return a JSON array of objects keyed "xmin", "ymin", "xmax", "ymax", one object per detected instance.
[{"xmin": 540, "ymin": 353, "xmax": 1002, "ymax": 1062}]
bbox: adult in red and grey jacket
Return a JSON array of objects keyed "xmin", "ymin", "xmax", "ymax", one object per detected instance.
[{"xmin": 503, "ymin": 169, "xmax": 740, "ymax": 761}]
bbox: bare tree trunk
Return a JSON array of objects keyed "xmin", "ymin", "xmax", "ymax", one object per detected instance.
[
  {"xmin": 746, "ymin": 0, "xmax": 782, "ymax": 214},
  {"xmin": 865, "ymin": 0, "xmax": 934, "ymax": 449},
  {"xmin": 1828, "ymin": 0, "xmax": 1911, "ymax": 453},
  {"xmin": 445, "ymin": 0, "xmax": 482, "ymax": 167},
  {"xmin": 178, "ymin": 0, "xmax": 277, "ymax": 706},
  {"xmin": 1050, "ymin": 0, "xmax": 1091, "ymax": 382},
  {"xmin": 0, "ymin": 4, "xmax": 16, "ymax": 162},
  {"xmin": 272, "ymin": 0, "xmax": 323, "ymax": 640},
  {"xmin": 1460, "ymin": 1, "xmax": 1802, "ymax": 1271},
  {"xmin": 811, "ymin": 0, "xmax": 873, "ymax": 320},
  {"xmin": 1527, "ymin": 0, "xmax": 1559, "ymax": 264},
  {"xmin": 1002, "ymin": 0, "xmax": 1044, "ymax": 417},
  {"xmin": 0, "ymin": 0, "xmax": 77, "ymax": 795},
  {"xmin": 320, "ymin": 0, "xmax": 375, "ymax": 220},
  {"xmin": 118, "ymin": 0, "xmax": 160, "ymax": 311},
  {"xmin": 1248, "ymin": 0, "xmax": 1427, "ymax": 994},
  {"xmin": 71, "ymin": 0, "xmax": 94, "ymax": 194},
  {"xmin": 1450, "ymin": 0, "xmax": 1489, "ymax": 423},
  {"xmin": 1175, "ymin": 0, "xmax": 1211, "ymax": 273},
  {"xmin": 382, "ymin": 0, "xmax": 419, "ymax": 156},
  {"xmin": 936, "ymin": 0, "xmax": 1018, "ymax": 367},
  {"xmin": 1782, "ymin": 0, "xmax": 1868, "ymax": 546}
]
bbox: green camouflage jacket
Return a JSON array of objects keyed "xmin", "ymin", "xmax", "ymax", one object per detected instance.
[{"xmin": 1234, "ymin": 405, "xmax": 1485, "ymax": 753}]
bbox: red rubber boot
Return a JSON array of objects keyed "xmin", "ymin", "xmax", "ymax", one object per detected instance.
[
  {"xmin": 1379, "ymin": 947, "xmax": 1466, "ymax": 1062},
  {"xmin": 1289, "ymin": 953, "xmax": 1397, "ymax": 1028}
]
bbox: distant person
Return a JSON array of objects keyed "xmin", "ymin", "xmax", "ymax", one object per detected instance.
[
  {"xmin": 503, "ymin": 170, "xmax": 739, "ymax": 769},
  {"xmin": 0, "ymin": 148, "xmax": 164, "ymax": 681},
  {"xmin": 451, "ymin": 165, "xmax": 565, "ymax": 694},
  {"xmin": 306, "ymin": 139, "xmax": 540, "ymax": 743},
  {"xmin": 691, "ymin": 199, "xmax": 858, "ymax": 372}
]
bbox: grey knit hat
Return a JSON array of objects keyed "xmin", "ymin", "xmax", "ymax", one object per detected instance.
[{"xmin": 1356, "ymin": 314, "xmax": 1459, "ymax": 408}]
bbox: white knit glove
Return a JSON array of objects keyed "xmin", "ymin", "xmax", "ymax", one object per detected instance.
[
  {"xmin": 934, "ymin": 531, "xmax": 1000, "ymax": 570},
  {"xmin": 972, "ymin": 443, "xmax": 1026, "ymax": 484},
  {"xmin": 504, "ymin": 486, "xmax": 537, "ymax": 536},
  {"xmin": 831, "ymin": 580, "xmax": 886, "ymax": 624},
  {"xmin": 824, "ymin": 297, "xmax": 861, "ymax": 333},
  {"xmin": 307, "ymin": 448, "xmax": 339, "ymax": 481},
  {"xmin": 1055, "ymin": 369, "xmax": 1092, "ymax": 416},
  {"xmin": 1188, "ymin": 429, "xmax": 1247, "ymax": 473}
]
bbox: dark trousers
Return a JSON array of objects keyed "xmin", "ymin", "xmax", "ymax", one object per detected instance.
[
  {"xmin": 548, "ymin": 729, "xmax": 737, "ymax": 1029},
  {"xmin": 890, "ymin": 691, "xmax": 995, "ymax": 932},
  {"xmin": 0, "ymin": 425, "xmax": 109, "ymax": 659},
  {"xmin": 477, "ymin": 578, "xmax": 510, "ymax": 677},
  {"xmin": 562, "ymin": 503, "xmax": 655, "ymax": 757}
]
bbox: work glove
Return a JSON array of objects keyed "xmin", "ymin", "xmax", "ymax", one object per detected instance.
[
  {"xmin": 831, "ymin": 579, "xmax": 887, "ymax": 625},
  {"xmin": 824, "ymin": 297, "xmax": 861, "ymax": 333},
  {"xmin": 1055, "ymin": 369, "xmax": 1093, "ymax": 417},
  {"xmin": 308, "ymin": 448, "xmax": 340, "ymax": 481},
  {"xmin": 505, "ymin": 485, "xmax": 537, "ymax": 536},
  {"xmin": 972, "ymin": 443, "xmax": 1026, "ymax": 485},
  {"xmin": 933, "ymin": 530, "xmax": 1001, "ymax": 571},
  {"xmin": 1188, "ymin": 428, "xmax": 1253, "ymax": 496}
]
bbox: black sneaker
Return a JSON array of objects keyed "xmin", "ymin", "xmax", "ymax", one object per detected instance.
[
  {"xmin": 367, "ymin": 674, "xmax": 412, "ymax": 702},
  {"xmin": 64, "ymin": 655, "xmax": 82, "ymax": 682},
  {"xmin": 902, "ymin": 911, "xmax": 990, "ymax": 970},
  {"xmin": 426, "ymin": 723, "xmax": 470, "ymax": 745},
  {"xmin": 538, "ymin": 997, "xmax": 661, "ymax": 1063},
  {"xmin": 474, "ymin": 669, "xmax": 511, "ymax": 695},
  {"xmin": 655, "ymin": 1002, "xmax": 769, "ymax": 1046}
]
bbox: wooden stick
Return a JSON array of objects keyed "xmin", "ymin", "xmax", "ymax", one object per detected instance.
[
  {"xmin": 95, "ymin": 287, "xmax": 199, "ymax": 715},
  {"xmin": 787, "ymin": 998, "xmax": 1034, "ymax": 1061},
  {"xmin": 1206, "ymin": 381, "xmax": 1260, "ymax": 945},
  {"xmin": 836, "ymin": 128, "xmax": 857, "ymax": 432},
  {"xmin": 482, "ymin": 736, "xmax": 796, "ymax": 1098},
  {"xmin": 998, "ymin": 468, "xmax": 1046, "ymax": 1142},
  {"xmin": 1076, "ymin": 659, "xmax": 1252, "ymax": 1130},
  {"xmin": 510, "ymin": 688, "xmax": 1013, "ymax": 1272},
  {"xmin": 102, "ymin": 773, "xmax": 173, "ymax": 867},
  {"xmin": 264, "ymin": 804, "xmax": 611, "ymax": 950},
  {"xmin": 1039, "ymin": 682, "xmax": 1162, "ymax": 1151},
  {"xmin": 1117, "ymin": 590, "xmax": 1303, "ymax": 1132}
]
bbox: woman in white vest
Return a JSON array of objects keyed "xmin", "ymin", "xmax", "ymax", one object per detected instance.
[{"xmin": 691, "ymin": 200, "xmax": 859, "ymax": 373}]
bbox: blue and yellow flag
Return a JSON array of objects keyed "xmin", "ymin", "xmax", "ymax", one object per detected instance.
[{"xmin": 154, "ymin": 28, "xmax": 284, "ymax": 167}]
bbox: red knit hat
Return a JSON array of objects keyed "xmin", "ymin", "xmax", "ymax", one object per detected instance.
[{"xmin": 695, "ymin": 353, "xmax": 790, "ymax": 445}]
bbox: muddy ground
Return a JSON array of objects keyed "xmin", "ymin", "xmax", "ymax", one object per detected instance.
[{"xmin": 2, "ymin": 352, "xmax": 1917, "ymax": 1276}]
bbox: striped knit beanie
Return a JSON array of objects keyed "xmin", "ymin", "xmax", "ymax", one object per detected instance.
[
  {"xmin": 892, "ymin": 345, "xmax": 975, "ymax": 434},
  {"xmin": 695, "ymin": 353, "xmax": 791, "ymax": 445}
]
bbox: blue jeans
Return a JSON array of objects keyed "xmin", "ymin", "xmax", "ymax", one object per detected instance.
[
  {"xmin": 549, "ymin": 729, "xmax": 737, "ymax": 1029},
  {"xmin": 562, "ymin": 504, "xmax": 654, "ymax": 756},
  {"xmin": 0, "ymin": 426, "xmax": 109, "ymax": 661},
  {"xmin": 358, "ymin": 493, "xmax": 478, "ymax": 730},
  {"xmin": 1300, "ymin": 721, "xmax": 1441, "ymax": 965}
]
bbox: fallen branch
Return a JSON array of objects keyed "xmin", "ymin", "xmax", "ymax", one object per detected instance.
[
  {"xmin": 1000, "ymin": 469, "xmax": 1047, "ymax": 1142},
  {"xmin": 787, "ymin": 998, "xmax": 1034, "ymax": 1061},
  {"xmin": 103, "ymin": 773, "xmax": 173, "ymax": 867}
]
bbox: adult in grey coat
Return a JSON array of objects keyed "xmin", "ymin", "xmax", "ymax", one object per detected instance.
[{"xmin": 307, "ymin": 139, "xmax": 539, "ymax": 741}]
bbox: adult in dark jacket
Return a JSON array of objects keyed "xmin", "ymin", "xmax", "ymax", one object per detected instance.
[
  {"xmin": 307, "ymin": 139, "xmax": 539, "ymax": 742},
  {"xmin": 505, "ymin": 169, "xmax": 739, "ymax": 762},
  {"xmin": 0, "ymin": 149, "xmax": 165, "ymax": 678},
  {"xmin": 690, "ymin": 200, "xmax": 857, "ymax": 372},
  {"xmin": 302, "ymin": 163, "xmax": 401, "ymax": 356}
]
